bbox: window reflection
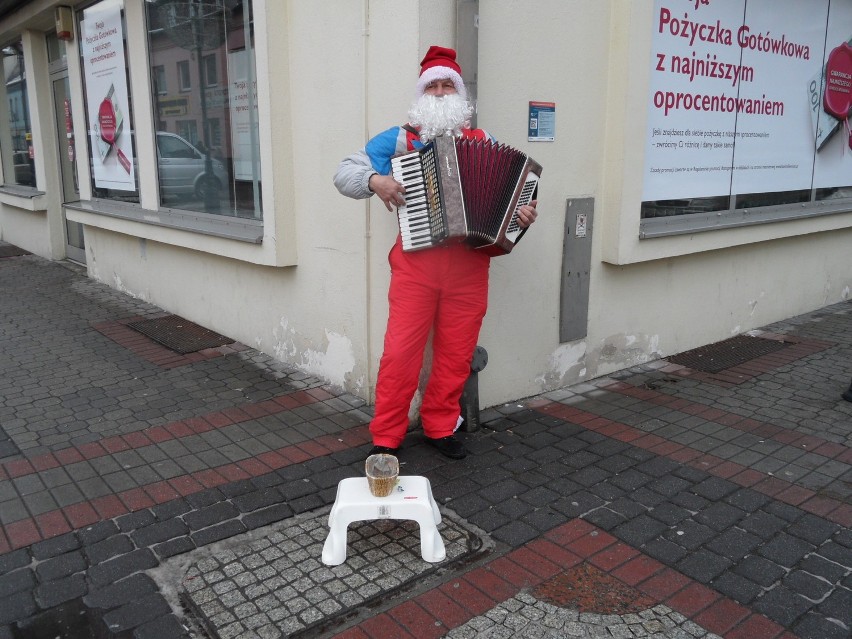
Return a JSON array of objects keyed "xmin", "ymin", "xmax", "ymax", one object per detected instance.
[
  {"xmin": 2, "ymin": 41, "xmax": 36, "ymax": 188},
  {"xmin": 147, "ymin": 0, "xmax": 262, "ymax": 218}
]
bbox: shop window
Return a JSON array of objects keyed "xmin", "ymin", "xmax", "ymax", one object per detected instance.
[
  {"xmin": 147, "ymin": 0, "xmax": 262, "ymax": 219},
  {"xmin": 203, "ymin": 53, "xmax": 217, "ymax": 87},
  {"xmin": 640, "ymin": 0, "xmax": 852, "ymax": 237},
  {"xmin": 208, "ymin": 117, "xmax": 222, "ymax": 147},
  {"xmin": 78, "ymin": 0, "xmax": 139, "ymax": 203},
  {"xmin": 176, "ymin": 119, "xmax": 198, "ymax": 145},
  {"xmin": 153, "ymin": 65, "xmax": 167, "ymax": 95},
  {"xmin": 177, "ymin": 60, "xmax": 191, "ymax": 91},
  {"xmin": 0, "ymin": 40, "xmax": 36, "ymax": 188}
]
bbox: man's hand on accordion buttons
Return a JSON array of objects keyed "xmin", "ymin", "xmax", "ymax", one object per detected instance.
[
  {"xmin": 369, "ymin": 174, "xmax": 406, "ymax": 212},
  {"xmin": 517, "ymin": 200, "xmax": 538, "ymax": 228}
]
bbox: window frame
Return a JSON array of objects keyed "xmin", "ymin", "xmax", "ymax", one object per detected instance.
[{"xmin": 177, "ymin": 59, "xmax": 191, "ymax": 92}]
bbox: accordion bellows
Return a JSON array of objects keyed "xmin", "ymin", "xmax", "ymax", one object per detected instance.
[{"xmin": 391, "ymin": 135, "xmax": 542, "ymax": 256}]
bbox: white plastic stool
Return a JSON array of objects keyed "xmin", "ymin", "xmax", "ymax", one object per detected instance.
[{"xmin": 321, "ymin": 476, "xmax": 445, "ymax": 566}]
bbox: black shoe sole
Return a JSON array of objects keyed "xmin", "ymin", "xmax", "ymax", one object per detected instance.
[{"xmin": 368, "ymin": 446, "xmax": 399, "ymax": 456}]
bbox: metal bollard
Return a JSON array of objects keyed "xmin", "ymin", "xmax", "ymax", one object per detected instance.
[
  {"xmin": 843, "ymin": 378, "xmax": 852, "ymax": 402},
  {"xmin": 459, "ymin": 346, "xmax": 488, "ymax": 432}
]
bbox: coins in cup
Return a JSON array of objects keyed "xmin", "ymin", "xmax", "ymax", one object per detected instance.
[{"xmin": 365, "ymin": 454, "xmax": 399, "ymax": 497}]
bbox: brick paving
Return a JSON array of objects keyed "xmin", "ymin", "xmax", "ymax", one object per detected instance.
[{"xmin": 0, "ymin": 243, "xmax": 850, "ymax": 639}]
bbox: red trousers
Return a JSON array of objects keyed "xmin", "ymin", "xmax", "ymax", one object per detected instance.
[{"xmin": 370, "ymin": 238, "xmax": 490, "ymax": 447}]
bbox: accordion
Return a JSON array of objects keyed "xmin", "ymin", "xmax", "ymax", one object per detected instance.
[{"xmin": 390, "ymin": 135, "xmax": 542, "ymax": 256}]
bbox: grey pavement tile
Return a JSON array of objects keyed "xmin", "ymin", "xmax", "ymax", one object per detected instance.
[
  {"xmin": 692, "ymin": 477, "xmax": 738, "ymax": 501},
  {"xmin": 695, "ymin": 502, "xmax": 746, "ymax": 531},
  {"xmin": 0, "ymin": 498, "xmax": 31, "ymax": 525},
  {"xmin": 665, "ymin": 520, "xmax": 716, "ymax": 550},
  {"xmin": 101, "ymin": 470, "xmax": 139, "ymax": 493},
  {"xmin": 77, "ymin": 476, "xmax": 113, "ymax": 500},
  {"xmin": 12, "ymin": 474, "xmax": 46, "ymax": 496},
  {"xmin": 50, "ymin": 482, "xmax": 86, "ymax": 508},
  {"xmin": 724, "ymin": 488, "xmax": 771, "ymax": 512},
  {"xmin": 813, "ymin": 459, "xmax": 851, "ymax": 478},
  {"xmin": 750, "ymin": 457, "xmax": 787, "ymax": 474},
  {"xmin": 237, "ymin": 438, "xmax": 274, "ymax": 457},
  {"xmin": 706, "ymin": 527, "xmax": 763, "ymax": 560},
  {"xmin": 128, "ymin": 464, "xmax": 166, "ymax": 486},
  {"xmin": 794, "ymin": 613, "xmax": 850, "ymax": 639},
  {"xmin": 712, "ymin": 570, "xmax": 764, "ymax": 604},
  {"xmin": 753, "ymin": 585, "xmax": 814, "ymax": 627},
  {"xmin": 758, "ymin": 533, "xmax": 816, "ymax": 568},
  {"xmin": 0, "ymin": 481, "xmax": 19, "ymax": 502},
  {"xmin": 21, "ymin": 491, "xmax": 59, "ymax": 516},
  {"xmin": 64, "ymin": 460, "xmax": 98, "ymax": 482},
  {"xmin": 216, "ymin": 443, "xmax": 253, "ymax": 463},
  {"xmin": 88, "ymin": 455, "xmax": 123, "ymax": 476},
  {"xmin": 797, "ymin": 471, "xmax": 835, "ymax": 490},
  {"xmin": 783, "ymin": 570, "xmax": 835, "ymax": 601},
  {"xmin": 151, "ymin": 460, "xmax": 186, "ymax": 480},
  {"xmin": 707, "ymin": 443, "xmax": 745, "ymax": 459},
  {"xmin": 35, "ymin": 466, "xmax": 73, "ymax": 489},
  {"xmin": 689, "ymin": 437, "xmax": 727, "ymax": 453},
  {"xmin": 195, "ymin": 449, "xmax": 232, "ymax": 468},
  {"xmin": 174, "ymin": 454, "xmax": 211, "ymax": 474},
  {"xmin": 155, "ymin": 439, "xmax": 193, "ymax": 459}
]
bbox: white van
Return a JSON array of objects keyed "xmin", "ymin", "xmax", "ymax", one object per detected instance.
[{"xmin": 156, "ymin": 131, "xmax": 228, "ymax": 200}]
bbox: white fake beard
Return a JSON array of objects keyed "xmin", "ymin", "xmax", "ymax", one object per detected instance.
[{"xmin": 407, "ymin": 93, "xmax": 474, "ymax": 142}]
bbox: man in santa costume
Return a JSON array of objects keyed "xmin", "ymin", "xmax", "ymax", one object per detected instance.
[{"xmin": 334, "ymin": 46, "xmax": 538, "ymax": 459}]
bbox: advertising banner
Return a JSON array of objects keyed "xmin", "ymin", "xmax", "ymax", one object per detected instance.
[
  {"xmin": 228, "ymin": 48, "xmax": 260, "ymax": 182},
  {"xmin": 81, "ymin": 0, "xmax": 135, "ymax": 192},
  {"xmin": 644, "ymin": 0, "xmax": 852, "ymax": 202}
]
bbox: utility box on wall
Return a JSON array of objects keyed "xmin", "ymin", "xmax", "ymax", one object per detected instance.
[{"xmin": 560, "ymin": 198, "xmax": 593, "ymax": 343}]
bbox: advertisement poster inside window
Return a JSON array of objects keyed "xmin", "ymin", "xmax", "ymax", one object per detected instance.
[
  {"xmin": 228, "ymin": 48, "xmax": 260, "ymax": 182},
  {"xmin": 81, "ymin": 0, "xmax": 135, "ymax": 192},
  {"xmin": 644, "ymin": 0, "xmax": 852, "ymax": 202}
]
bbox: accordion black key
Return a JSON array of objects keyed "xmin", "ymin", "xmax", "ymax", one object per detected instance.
[{"xmin": 390, "ymin": 135, "xmax": 542, "ymax": 256}]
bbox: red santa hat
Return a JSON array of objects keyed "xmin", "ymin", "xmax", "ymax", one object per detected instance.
[{"xmin": 415, "ymin": 45, "xmax": 467, "ymax": 100}]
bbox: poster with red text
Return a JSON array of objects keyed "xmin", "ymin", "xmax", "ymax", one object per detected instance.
[{"xmin": 643, "ymin": 0, "xmax": 852, "ymax": 202}]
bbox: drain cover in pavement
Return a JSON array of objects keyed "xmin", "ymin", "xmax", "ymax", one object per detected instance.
[
  {"xmin": 127, "ymin": 314, "xmax": 233, "ymax": 354},
  {"xmin": 533, "ymin": 563, "xmax": 656, "ymax": 614},
  {"xmin": 178, "ymin": 508, "xmax": 486, "ymax": 638},
  {"xmin": 0, "ymin": 243, "xmax": 31, "ymax": 258},
  {"xmin": 667, "ymin": 334, "xmax": 789, "ymax": 373}
]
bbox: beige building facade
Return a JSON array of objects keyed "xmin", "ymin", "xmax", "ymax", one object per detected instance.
[{"xmin": 1, "ymin": 0, "xmax": 850, "ymax": 412}]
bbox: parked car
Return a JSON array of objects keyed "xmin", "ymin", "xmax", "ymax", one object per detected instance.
[
  {"xmin": 156, "ymin": 131, "xmax": 227, "ymax": 200},
  {"xmin": 12, "ymin": 150, "xmax": 35, "ymax": 187}
]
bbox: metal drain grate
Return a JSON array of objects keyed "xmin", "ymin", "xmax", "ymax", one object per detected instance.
[
  {"xmin": 0, "ymin": 244, "xmax": 31, "ymax": 258},
  {"xmin": 667, "ymin": 334, "xmax": 789, "ymax": 373},
  {"xmin": 127, "ymin": 314, "xmax": 233, "ymax": 354}
]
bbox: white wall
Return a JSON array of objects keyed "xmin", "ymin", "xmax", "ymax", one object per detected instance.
[
  {"xmin": 472, "ymin": 0, "xmax": 852, "ymax": 407},
  {"xmin": 3, "ymin": 0, "xmax": 851, "ymax": 414},
  {"xmin": 475, "ymin": 0, "xmax": 613, "ymax": 405}
]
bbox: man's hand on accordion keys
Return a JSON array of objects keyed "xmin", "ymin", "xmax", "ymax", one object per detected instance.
[
  {"xmin": 368, "ymin": 174, "xmax": 407, "ymax": 212},
  {"xmin": 516, "ymin": 199, "xmax": 538, "ymax": 229}
]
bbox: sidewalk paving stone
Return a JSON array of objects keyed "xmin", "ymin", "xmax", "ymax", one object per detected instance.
[{"xmin": 0, "ymin": 245, "xmax": 850, "ymax": 637}]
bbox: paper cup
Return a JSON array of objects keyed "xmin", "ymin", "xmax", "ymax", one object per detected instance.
[{"xmin": 365, "ymin": 454, "xmax": 399, "ymax": 497}]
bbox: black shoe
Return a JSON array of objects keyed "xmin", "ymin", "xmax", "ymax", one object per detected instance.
[
  {"xmin": 426, "ymin": 435, "xmax": 467, "ymax": 459},
  {"xmin": 368, "ymin": 445, "xmax": 399, "ymax": 456}
]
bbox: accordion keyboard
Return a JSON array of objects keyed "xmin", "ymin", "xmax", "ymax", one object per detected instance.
[{"xmin": 391, "ymin": 149, "xmax": 446, "ymax": 251}]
